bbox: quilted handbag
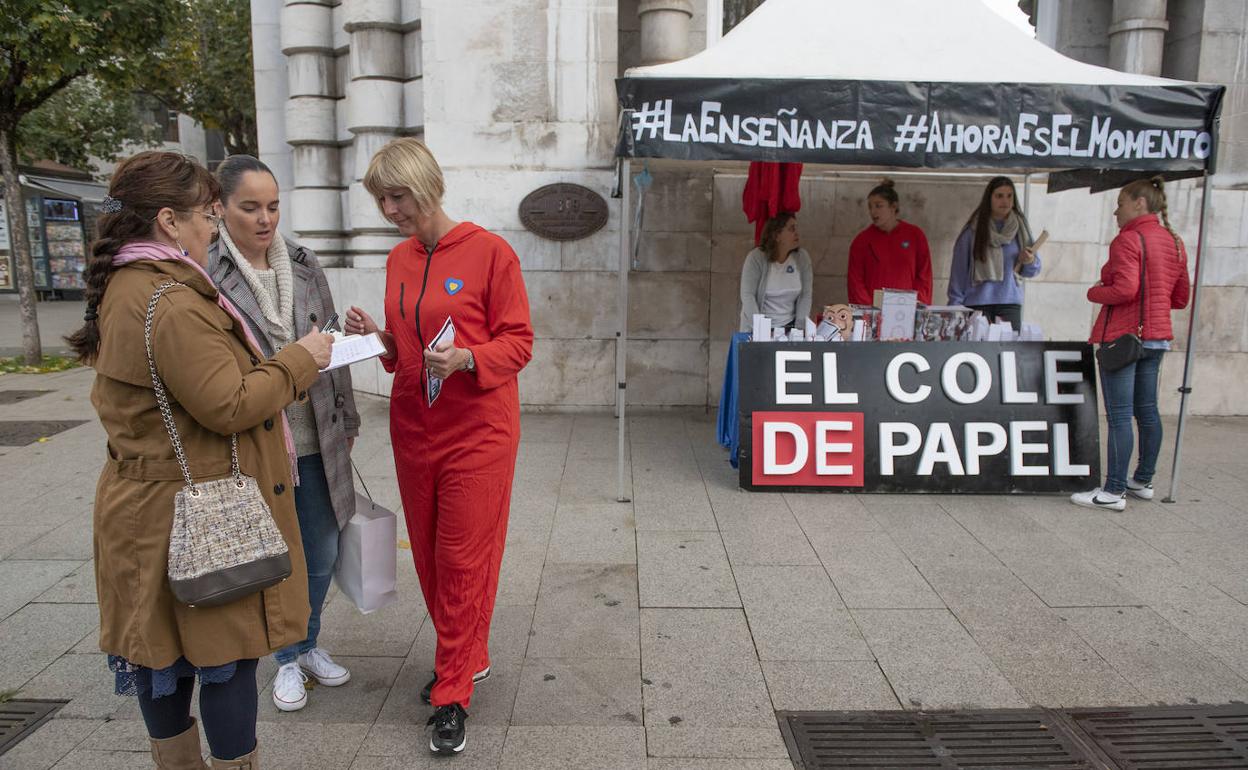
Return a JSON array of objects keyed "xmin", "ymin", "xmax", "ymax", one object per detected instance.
[
  {"xmin": 1095, "ymin": 233, "xmax": 1148, "ymax": 374},
  {"xmin": 144, "ymin": 282, "xmax": 292, "ymax": 607}
]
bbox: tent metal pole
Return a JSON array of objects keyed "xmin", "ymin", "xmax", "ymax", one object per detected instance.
[
  {"xmin": 617, "ymin": 158, "xmax": 632, "ymax": 504},
  {"xmin": 1163, "ymin": 171, "xmax": 1212, "ymax": 504}
]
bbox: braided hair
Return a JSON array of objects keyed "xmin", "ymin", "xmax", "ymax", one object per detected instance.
[
  {"xmin": 65, "ymin": 152, "xmax": 219, "ymax": 363},
  {"xmin": 1121, "ymin": 175, "xmax": 1183, "ymax": 255}
]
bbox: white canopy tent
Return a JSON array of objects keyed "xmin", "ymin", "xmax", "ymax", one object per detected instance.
[{"xmin": 612, "ymin": 0, "xmax": 1224, "ymax": 502}]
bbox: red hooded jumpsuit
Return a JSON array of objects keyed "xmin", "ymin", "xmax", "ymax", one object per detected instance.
[{"xmin": 380, "ymin": 222, "xmax": 533, "ymax": 708}]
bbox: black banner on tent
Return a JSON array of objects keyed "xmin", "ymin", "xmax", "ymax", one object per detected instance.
[
  {"xmin": 617, "ymin": 78, "xmax": 1223, "ymax": 172},
  {"xmin": 736, "ymin": 341, "xmax": 1100, "ymax": 494}
]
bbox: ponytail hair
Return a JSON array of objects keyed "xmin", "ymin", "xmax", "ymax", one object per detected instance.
[
  {"xmin": 1122, "ymin": 175, "xmax": 1183, "ymax": 254},
  {"xmin": 66, "ymin": 151, "xmax": 219, "ymax": 363},
  {"xmin": 867, "ymin": 178, "xmax": 899, "ymax": 210}
]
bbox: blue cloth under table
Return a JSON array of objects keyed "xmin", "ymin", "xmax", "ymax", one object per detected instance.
[{"xmin": 716, "ymin": 332, "xmax": 751, "ymax": 468}]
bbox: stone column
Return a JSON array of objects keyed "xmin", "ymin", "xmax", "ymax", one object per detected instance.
[
  {"xmin": 343, "ymin": 0, "xmax": 405, "ymax": 268},
  {"xmin": 1108, "ymin": 0, "xmax": 1168, "ymax": 76},
  {"xmin": 282, "ymin": 0, "xmax": 345, "ymax": 258},
  {"xmin": 639, "ymin": 0, "xmax": 693, "ymax": 66}
]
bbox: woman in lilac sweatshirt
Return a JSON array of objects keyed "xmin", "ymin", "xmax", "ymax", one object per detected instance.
[{"xmin": 947, "ymin": 177, "xmax": 1041, "ymax": 330}]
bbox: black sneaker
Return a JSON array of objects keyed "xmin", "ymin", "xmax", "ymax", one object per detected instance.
[
  {"xmin": 420, "ymin": 666, "xmax": 491, "ymax": 705},
  {"xmin": 427, "ymin": 703, "xmax": 468, "ymax": 754}
]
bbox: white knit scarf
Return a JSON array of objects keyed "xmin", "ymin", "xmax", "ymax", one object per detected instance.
[{"xmin": 216, "ymin": 225, "xmax": 295, "ymax": 346}]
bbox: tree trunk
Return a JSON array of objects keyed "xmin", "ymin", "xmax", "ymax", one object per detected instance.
[{"xmin": 0, "ymin": 125, "xmax": 43, "ymax": 365}]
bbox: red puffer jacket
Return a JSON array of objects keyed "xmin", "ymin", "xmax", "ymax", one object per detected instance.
[{"xmin": 1088, "ymin": 213, "xmax": 1190, "ymax": 343}]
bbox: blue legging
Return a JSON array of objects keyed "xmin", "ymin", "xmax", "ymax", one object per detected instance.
[{"xmin": 136, "ymin": 658, "xmax": 258, "ymax": 760}]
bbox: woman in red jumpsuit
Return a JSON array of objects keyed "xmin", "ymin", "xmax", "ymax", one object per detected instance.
[{"xmin": 343, "ymin": 138, "xmax": 532, "ymax": 755}]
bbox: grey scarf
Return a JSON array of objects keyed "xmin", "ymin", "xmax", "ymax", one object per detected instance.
[
  {"xmin": 973, "ymin": 212, "xmax": 1033, "ymax": 284},
  {"xmin": 217, "ymin": 226, "xmax": 295, "ymax": 345}
]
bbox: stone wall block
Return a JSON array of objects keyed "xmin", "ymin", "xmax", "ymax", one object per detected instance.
[
  {"xmin": 641, "ymin": 172, "xmax": 712, "ymax": 233},
  {"xmin": 491, "ymin": 62, "xmax": 552, "ymax": 123},
  {"xmin": 285, "ymin": 97, "xmax": 338, "ymax": 143},
  {"xmin": 286, "ymin": 52, "xmax": 336, "ymax": 97},
  {"xmin": 1192, "ymin": 285, "xmax": 1248, "ymax": 351},
  {"xmin": 292, "ymin": 145, "xmax": 343, "ymax": 188},
  {"xmin": 441, "ymin": 169, "xmax": 617, "ymax": 231},
  {"xmin": 404, "ymin": 30, "xmax": 424, "ymax": 79},
  {"xmin": 350, "ymin": 131, "xmax": 398, "ymax": 181},
  {"xmin": 626, "ymin": 272, "xmax": 709, "ymax": 339},
  {"xmin": 401, "ymin": 0, "xmax": 421, "ymax": 27},
  {"xmin": 709, "ymin": 272, "xmax": 740, "ymax": 338},
  {"xmin": 526, "ymin": 271, "xmax": 620, "ymax": 339},
  {"xmin": 811, "ymin": 236, "xmax": 852, "ymax": 277},
  {"xmin": 711, "ymin": 233, "xmax": 754, "ymax": 275},
  {"xmin": 811, "ymin": 274, "xmax": 850, "ymax": 306},
  {"xmin": 1020, "ymin": 282, "xmax": 1097, "ymax": 341},
  {"xmin": 1199, "ymin": 246, "xmax": 1248, "ymax": 287},
  {"xmin": 496, "ymin": 229, "xmax": 561, "ymax": 272},
  {"xmin": 350, "ymin": 29, "xmax": 404, "ymax": 79},
  {"xmin": 626, "ymin": 339, "xmax": 709, "ymax": 406},
  {"xmin": 281, "ymin": 2, "xmax": 334, "ymax": 52},
  {"xmin": 403, "ymin": 78, "xmax": 425, "ymax": 132},
  {"xmin": 556, "ymin": 61, "xmax": 591, "ymax": 123},
  {"xmin": 708, "ymin": 339, "xmax": 729, "ymax": 404},
  {"xmin": 1201, "ymin": 0, "xmax": 1247, "ymax": 32},
  {"xmin": 346, "ymin": 79, "xmax": 404, "ymax": 132},
  {"xmin": 561, "ymin": 228, "xmax": 621, "ymax": 272},
  {"xmin": 290, "ymin": 188, "xmax": 345, "ymax": 234},
  {"xmin": 1206, "ymin": 188, "xmax": 1245, "ymax": 248},
  {"xmin": 332, "ymin": 3, "xmax": 349, "ymax": 50},
  {"xmin": 711, "ymin": 174, "xmax": 751, "ymax": 235},
  {"xmin": 1175, "ymin": 352, "xmax": 1248, "ymax": 415},
  {"xmin": 349, "ymin": 182, "xmax": 395, "ymax": 231},
  {"xmin": 633, "ymin": 231, "xmax": 711, "ymax": 272},
  {"xmin": 519, "ymin": 339, "xmax": 615, "ymax": 406},
  {"xmin": 1031, "ymin": 241, "xmax": 1104, "ymax": 284},
  {"xmin": 342, "ymin": 0, "xmax": 402, "ymax": 30}
]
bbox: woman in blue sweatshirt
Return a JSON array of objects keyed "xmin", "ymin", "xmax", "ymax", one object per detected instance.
[{"xmin": 948, "ymin": 176, "xmax": 1041, "ymax": 330}]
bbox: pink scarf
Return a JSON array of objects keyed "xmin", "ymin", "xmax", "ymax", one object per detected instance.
[{"xmin": 112, "ymin": 241, "xmax": 300, "ymax": 485}]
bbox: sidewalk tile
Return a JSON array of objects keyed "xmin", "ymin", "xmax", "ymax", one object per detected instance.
[
  {"xmin": 807, "ymin": 531, "xmax": 945, "ymax": 609},
  {"xmin": 735, "ymin": 566, "xmax": 872, "ymax": 661},
  {"xmin": 638, "ymin": 531, "xmax": 738, "ymax": 608},
  {"xmin": 496, "ymin": 543, "xmax": 547, "ymax": 607},
  {"xmin": 784, "ymin": 493, "xmax": 880, "ymax": 535},
  {"xmin": 853, "ymin": 609, "xmax": 1027, "ymax": 709},
  {"xmin": 640, "ymin": 609, "xmax": 756, "ymax": 662},
  {"xmin": 50, "ymin": 749, "xmax": 148, "ymax": 769},
  {"xmin": 761, "ymin": 660, "xmax": 900, "ymax": 711},
  {"xmin": 34, "ymin": 561, "xmax": 97, "ymax": 605},
  {"xmin": 378, "ymin": 656, "xmax": 521, "ymax": 728},
  {"xmin": 357, "ymin": 724, "xmax": 506, "ymax": 766},
  {"xmin": 642, "ymin": 659, "xmax": 774, "ymax": 729},
  {"xmin": 0, "ymin": 717, "xmax": 101, "ymax": 770},
  {"xmin": 22, "ymin": 519, "xmax": 94, "ymax": 560},
  {"xmin": 252, "ymin": 722, "xmax": 370, "ymax": 770},
  {"xmin": 17, "ymin": 653, "xmax": 130, "ymax": 719},
  {"xmin": 511, "ymin": 658, "xmax": 642, "ymax": 726},
  {"xmin": 546, "ymin": 504, "xmax": 636, "ymax": 564},
  {"xmin": 0, "ymin": 560, "xmax": 82, "ymax": 620},
  {"xmin": 719, "ymin": 514, "xmax": 819, "ymax": 566},
  {"xmin": 0, "ymin": 524, "xmax": 54, "ymax": 560},
  {"xmin": 530, "ymin": 563, "xmax": 639, "ymax": 659},
  {"xmin": 0, "ymin": 603, "xmax": 97, "ymax": 690},
  {"xmin": 1058, "ymin": 606, "xmax": 1248, "ymax": 704},
  {"xmin": 647, "ymin": 760, "xmax": 795, "ymax": 770},
  {"xmin": 498, "ymin": 726, "xmax": 645, "ymax": 770},
  {"xmin": 315, "ymin": 566, "xmax": 427, "ymax": 658},
  {"xmin": 644, "ymin": 726, "xmax": 789, "ymax": 760},
  {"xmin": 258, "ymin": 656, "xmax": 403, "ymax": 724}
]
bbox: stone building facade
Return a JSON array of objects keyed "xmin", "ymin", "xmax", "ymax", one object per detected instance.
[{"xmin": 252, "ymin": 0, "xmax": 1248, "ymax": 415}]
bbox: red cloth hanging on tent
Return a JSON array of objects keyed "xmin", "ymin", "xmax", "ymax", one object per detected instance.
[{"xmin": 742, "ymin": 162, "xmax": 803, "ymax": 245}]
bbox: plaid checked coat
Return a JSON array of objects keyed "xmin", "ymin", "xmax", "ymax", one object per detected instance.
[{"xmin": 208, "ymin": 237, "xmax": 360, "ymax": 529}]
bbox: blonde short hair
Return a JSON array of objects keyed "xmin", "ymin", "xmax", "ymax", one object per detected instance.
[{"xmin": 363, "ymin": 138, "xmax": 445, "ymax": 215}]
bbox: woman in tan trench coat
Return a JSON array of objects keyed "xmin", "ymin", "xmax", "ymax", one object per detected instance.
[{"xmin": 67, "ymin": 151, "xmax": 333, "ymax": 769}]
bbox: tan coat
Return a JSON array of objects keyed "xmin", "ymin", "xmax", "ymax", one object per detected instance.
[{"xmin": 91, "ymin": 259, "xmax": 320, "ymax": 669}]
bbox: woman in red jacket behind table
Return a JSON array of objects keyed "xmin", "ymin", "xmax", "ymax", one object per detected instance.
[
  {"xmin": 343, "ymin": 138, "xmax": 533, "ymax": 755},
  {"xmin": 1071, "ymin": 176, "xmax": 1189, "ymax": 512},
  {"xmin": 847, "ymin": 179, "xmax": 933, "ymax": 305}
]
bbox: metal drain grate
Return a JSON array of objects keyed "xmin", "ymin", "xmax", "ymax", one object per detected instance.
[
  {"xmin": 0, "ymin": 420, "xmax": 88, "ymax": 446},
  {"xmin": 1066, "ymin": 705, "xmax": 1248, "ymax": 769},
  {"xmin": 0, "ymin": 390, "xmax": 50, "ymax": 406},
  {"xmin": 780, "ymin": 710, "xmax": 1100, "ymax": 769},
  {"xmin": 0, "ymin": 700, "xmax": 66, "ymax": 756}
]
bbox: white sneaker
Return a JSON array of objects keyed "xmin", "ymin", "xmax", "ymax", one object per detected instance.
[
  {"xmin": 272, "ymin": 662, "xmax": 308, "ymax": 712},
  {"xmin": 1070, "ymin": 487, "xmax": 1126, "ymax": 511},
  {"xmin": 1127, "ymin": 479, "xmax": 1155, "ymax": 500},
  {"xmin": 298, "ymin": 647, "xmax": 351, "ymax": 687}
]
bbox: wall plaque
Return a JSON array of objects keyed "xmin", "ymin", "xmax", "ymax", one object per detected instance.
[{"xmin": 519, "ymin": 183, "xmax": 608, "ymax": 241}]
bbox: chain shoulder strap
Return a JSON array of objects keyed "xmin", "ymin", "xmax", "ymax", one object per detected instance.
[{"xmin": 144, "ymin": 282, "xmax": 242, "ymax": 494}]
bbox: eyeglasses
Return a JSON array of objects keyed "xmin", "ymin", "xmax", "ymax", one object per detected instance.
[{"xmin": 178, "ymin": 210, "xmax": 222, "ymax": 228}]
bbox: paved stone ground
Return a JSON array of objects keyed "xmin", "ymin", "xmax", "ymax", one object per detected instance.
[
  {"xmin": 0, "ymin": 297, "xmax": 85, "ymax": 358},
  {"xmin": 2, "ymin": 366, "xmax": 1248, "ymax": 769}
]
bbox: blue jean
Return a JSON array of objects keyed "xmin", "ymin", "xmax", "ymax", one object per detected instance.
[
  {"xmin": 1099, "ymin": 348, "xmax": 1165, "ymax": 495},
  {"xmin": 275, "ymin": 454, "xmax": 339, "ymax": 664}
]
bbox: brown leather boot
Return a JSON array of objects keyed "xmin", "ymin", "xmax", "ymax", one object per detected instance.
[
  {"xmin": 210, "ymin": 742, "xmax": 259, "ymax": 769},
  {"xmin": 149, "ymin": 718, "xmax": 208, "ymax": 769}
]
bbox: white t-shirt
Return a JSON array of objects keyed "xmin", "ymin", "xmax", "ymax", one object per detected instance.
[{"xmin": 761, "ymin": 257, "xmax": 802, "ymax": 327}]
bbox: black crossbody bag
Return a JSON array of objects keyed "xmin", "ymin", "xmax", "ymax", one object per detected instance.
[{"xmin": 1095, "ymin": 233, "xmax": 1147, "ymax": 373}]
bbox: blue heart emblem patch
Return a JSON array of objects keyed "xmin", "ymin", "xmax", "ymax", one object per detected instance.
[{"xmin": 444, "ymin": 278, "xmax": 463, "ymax": 296}]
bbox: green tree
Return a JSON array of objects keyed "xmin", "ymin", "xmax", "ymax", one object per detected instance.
[
  {"xmin": 0, "ymin": 0, "xmax": 179, "ymax": 363},
  {"xmin": 17, "ymin": 77, "xmax": 165, "ymax": 173},
  {"xmin": 146, "ymin": 0, "xmax": 257, "ymax": 156}
]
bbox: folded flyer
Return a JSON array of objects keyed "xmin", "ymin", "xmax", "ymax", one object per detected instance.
[{"xmin": 424, "ymin": 316, "xmax": 455, "ymax": 406}]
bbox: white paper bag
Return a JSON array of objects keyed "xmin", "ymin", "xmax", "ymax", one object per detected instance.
[{"xmin": 334, "ymin": 492, "xmax": 399, "ymax": 614}]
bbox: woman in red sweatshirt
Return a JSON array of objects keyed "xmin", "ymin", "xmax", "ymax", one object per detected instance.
[
  {"xmin": 847, "ymin": 179, "xmax": 933, "ymax": 305},
  {"xmin": 344, "ymin": 138, "xmax": 533, "ymax": 755},
  {"xmin": 1071, "ymin": 177, "xmax": 1189, "ymax": 512}
]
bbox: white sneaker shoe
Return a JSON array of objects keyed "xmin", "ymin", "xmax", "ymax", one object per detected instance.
[
  {"xmin": 298, "ymin": 647, "xmax": 351, "ymax": 687},
  {"xmin": 1070, "ymin": 487, "xmax": 1126, "ymax": 511},
  {"xmin": 272, "ymin": 662, "xmax": 308, "ymax": 712},
  {"xmin": 1127, "ymin": 479, "xmax": 1155, "ymax": 500}
]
